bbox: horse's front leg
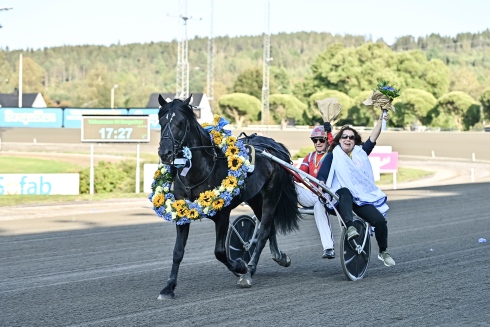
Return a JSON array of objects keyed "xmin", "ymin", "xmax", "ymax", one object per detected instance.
[
  {"xmin": 159, "ymin": 223, "xmax": 190, "ymax": 300},
  {"xmin": 213, "ymin": 213, "xmax": 248, "ymax": 275}
]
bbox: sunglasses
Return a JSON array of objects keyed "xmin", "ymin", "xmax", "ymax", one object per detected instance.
[
  {"xmin": 340, "ymin": 134, "xmax": 355, "ymax": 140},
  {"xmin": 311, "ymin": 138, "xmax": 326, "ymax": 144}
]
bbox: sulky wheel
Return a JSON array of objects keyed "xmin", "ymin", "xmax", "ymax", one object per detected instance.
[
  {"xmin": 340, "ymin": 217, "xmax": 371, "ymax": 281},
  {"xmin": 226, "ymin": 215, "xmax": 258, "ymax": 264}
]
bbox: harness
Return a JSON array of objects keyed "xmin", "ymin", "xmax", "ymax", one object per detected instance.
[{"xmin": 160, "ymin": 111, "xmax": 225, "ymax": 197}]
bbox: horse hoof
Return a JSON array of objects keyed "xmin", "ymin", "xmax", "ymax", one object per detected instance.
[
  {"xmin": 272, "ymin": 253, "xmax": 291, "ymax": 267},
  {"xmin": 237, "ymin": 275, "xmax": 252, "ymax": 288},
  {"xmin": 158, "ymin": 293, "xmax": 175, "ymax": 300}
]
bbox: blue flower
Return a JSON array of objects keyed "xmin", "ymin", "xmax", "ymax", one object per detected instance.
[{"xmin": 220, "ymin": 191, "xmax": 233, "ymax": 206}]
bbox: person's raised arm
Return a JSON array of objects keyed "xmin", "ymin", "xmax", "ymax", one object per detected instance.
[{"xmin": 369, "ymin": 112, "xmax": 389, "ymax": 143}]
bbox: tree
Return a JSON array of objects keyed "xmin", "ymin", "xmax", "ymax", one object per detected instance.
[
  {"xmin": 17, "ymin": 56, "xmax": 46, "ymax": 93},
  {"xmin": 351, "ymin": 90, "xmax": 378, "ymax": 126},
  {"xmin": 430, "ymin": 91, "xmax": 479, "ymax": 130},
  {"xmin": 269, "ymin": 94, "xmax": 307, "ymax": 128},
  {"xmin": 449, "ymin": 67, "xmax": 481, "ymax": 99},
  {"xmin": 232, "ymin": 68, "xmax": 263, "ymax": 99},
  {"xmin": 479, "ymin": 87, "xmax": 490, "ymax": 123},
  {"xmin": 0, "ymin": 52, "xmax": 14, "ymax": 93},
  {"xmin": 218, "ymin": 93, "xmax": 261, "ymax": 128},
  {"xmin": 80, "ymin": 64, "xmax": 111, "ymax": 108},
  {"xmin": 392, "ymin": 88, "xmax": 437, "ymax": 128},
  {"xmin": 306, "ymin": 42, "xmax": 450, "ymax": 99},
  {"xmin": 270, "ymin": 67, "xmax": 290, "ymax": 94}
]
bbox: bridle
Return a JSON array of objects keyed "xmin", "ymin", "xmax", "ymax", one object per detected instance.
[
  {"xmin": 159, "ymin": 107, "xmax": 226, "ymax": 197},
  {"xmin": 159, "ymin": 118, "xmax": 191, "ymax": 163}
]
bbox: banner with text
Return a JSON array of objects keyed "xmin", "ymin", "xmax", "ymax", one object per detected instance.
[
  {"xmin": 0, "ymin": 174, "xmax": 80, "ymax": 195},
  {"xmin": 0, "ymin": 108, "xmax": 63, "ymax": 128}
]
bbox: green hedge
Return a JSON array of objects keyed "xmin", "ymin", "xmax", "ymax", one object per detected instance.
[{"xmin": 79, "ymin": 160, "xmax": 145, "ymax": 194}]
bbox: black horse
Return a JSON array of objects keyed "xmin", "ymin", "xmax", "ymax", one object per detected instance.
[{"xmin": 156, "ymin": 95, "xmax": 301, "ymax": 299}]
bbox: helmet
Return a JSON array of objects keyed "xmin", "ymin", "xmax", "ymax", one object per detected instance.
[{"xmin": 310, "ymin": 126, "xmax": 325, "ymax": 138}]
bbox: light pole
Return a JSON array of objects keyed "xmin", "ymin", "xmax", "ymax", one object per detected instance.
[{"xmin": 110, "ymin": 84, "xmax": 118, "ymax": 109}]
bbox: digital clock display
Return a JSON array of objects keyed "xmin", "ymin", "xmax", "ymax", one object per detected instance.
[{"xmin": 81, "ymin": 115, "xmax": 150, "ymax": 143}]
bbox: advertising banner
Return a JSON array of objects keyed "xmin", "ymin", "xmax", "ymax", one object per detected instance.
[
  {"xmin": 368, "ymin": 152, "xmax": 399, "ymax": 173},
  {"xmin": 63, "ymin": 108, "xmax": 129, "ymax": 128},
  {"xmin": 0, "ymin": 174, "xmax": 80, "ymax": 195},
  {"xmin": 128, "ymin": 109, "xmax": 159, "ymax": 129},
  {"xmin": 0, "ymin": 108, "xmax": 63, "ymax": 128}
]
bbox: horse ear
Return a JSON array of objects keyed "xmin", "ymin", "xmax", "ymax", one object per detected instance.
[
  {"xmin": 158, "ymin": 94, "xmax": 168, "ymax": 107},
  {"xmin": 183, "ymin": 94, "xmax": 193, "ymax": 106}
]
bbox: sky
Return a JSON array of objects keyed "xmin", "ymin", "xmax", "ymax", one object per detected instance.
[{"xmin": 0, "ymin": 0, "xmax": 489, "ymax": 50}]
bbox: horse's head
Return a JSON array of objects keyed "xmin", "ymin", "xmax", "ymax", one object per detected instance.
[{"xmin": 157, "ymin": 94, "xmax": 195, "ymax": 164}]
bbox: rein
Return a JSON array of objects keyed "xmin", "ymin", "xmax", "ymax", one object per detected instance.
[{"xmin": 162, "ymin": 111, "xmax": 226, "ymax": 197}]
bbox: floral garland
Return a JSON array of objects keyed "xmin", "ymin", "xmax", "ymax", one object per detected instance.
[{"xmin": 148, "ymin": 115, "xmax": 251, "ymax": 224}]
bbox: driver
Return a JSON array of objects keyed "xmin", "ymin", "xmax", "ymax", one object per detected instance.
[{"xmin": 295, "ymin": 122, "xmax": 335, "ymax": 259}]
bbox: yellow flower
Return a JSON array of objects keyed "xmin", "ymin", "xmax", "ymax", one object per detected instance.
[
  {"xmin": 188, "ymin": 208, "xmax": 199, "ymax": 219},
  {"xmin": 214, "ymin": 134, "xmax": 223, "ymax": 145},
  {"xmin": 226, "ymin": 136, "xmax": 237, "ymax": 146},
  {"xmin": 172, "ymin": 199, "xmax": 186, "ymax": 211},
  {"xmin": 210, "ymin": 130, "xmax": 223, "ymax": 145},
  {"xmin": 152, "ymin": 193, "xmax": 165, "ymax": 208},
  {"xmin": 198, "ymin": 190, "xmax": 215, "ymax": 207},
  {"xmin": 222, "ymin": 175, "xmax": 238, "ymax": 188},
  {"xmin": 176, "ymin": 206, "xmax": 189, "ymax": 218},
  {"xmin": 154, "ymin": 169, "xmax": 161, "ymax": 179},
  {"xmin": 201, "ymin": 122, "xmax": 211, "ymax": 128},
  {"xmin": 228, "ymin": 156, "xmax": 243, "ymax": 170},
  {"xmin": 225, "ymin": 145, "xmax": 239, "ymax": 157},
  {"xmin": 212, "ymin": 198, "xmax": 225, "ymax": 210},
  {"xmin": 213, "ymin": 114, "xmax": 220, "ymax": 125}
]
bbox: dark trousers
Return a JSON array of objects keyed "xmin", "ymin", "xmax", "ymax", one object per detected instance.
[{"xmin": 325, "ymin": 187, "xmax": 388, "ymax": 253}]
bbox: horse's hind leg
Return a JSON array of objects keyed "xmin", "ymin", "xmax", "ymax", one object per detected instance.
[
  {"xmin": 159, "ymin": 223, "xmax": 190, "ymax": 300},
  {"xmin": 269, "ymin": 224, "xmax": 291, "ymax": 267},
  {"xmin": 237, "ymin": 214, "xmax": 272, "ymax": 288}
]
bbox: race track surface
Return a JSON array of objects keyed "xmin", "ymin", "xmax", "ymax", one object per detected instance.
[{"xmin": 1, "ymin": 182, "xmax": 490, "ymax": 326}]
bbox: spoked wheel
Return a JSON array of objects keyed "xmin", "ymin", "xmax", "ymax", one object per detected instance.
[
  {"xmin": 340, "ymin": 217, "xmax": 371, "ymax": 281},
  {"xmin": 225, "ymin": 215, "xmax": 258, "ymax": 264}
]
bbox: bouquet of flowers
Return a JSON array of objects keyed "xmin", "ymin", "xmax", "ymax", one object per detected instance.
[
  {"xmin": 374, "ymin": 81, "xmax": 401, "ymax": 100},
  {"xmin": 363, "ymin": 81, "xmax": 400, "ymax": 112}
]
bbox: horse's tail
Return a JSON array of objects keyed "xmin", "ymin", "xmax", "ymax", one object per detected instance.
[{"xmin": 273, "ymin": 170, "xmax": 302, "ymax": 235}]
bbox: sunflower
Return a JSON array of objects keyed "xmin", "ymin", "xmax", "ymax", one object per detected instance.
[
  {"xmin": 226, "ymin": 136, "xmax": 237, "ymax": 146},
  {"xmin": 172, "ymin": 199, "xmax": 186, "ymax": 211},
  {"xmin": 198, "ymin": 190, "xmax": 215, "ymax": 207},
  {"xmin": 228, "ymin": 156, "xmax": 243, "ymax": 171},
  {"xmin": 212, "ymin": 198, "xmax": 225, "ymax": 210},
  {"xmin": 222, "ymin": 175, "xmax": 238, "ymax": 188},
  {"xmin": 213, "ymin": 134, "xmax": 223, "ymax": 145},
  {"xmin": 152, "ymin": 193, "xmax": 165, "ymax": 208},
  {"xmin": 176, "ymin": 206, "xmax": 189, "ymax": 218},
  {"xmin": 188, "ymin": 208, "xmax": 199, "ymax": 219},
  {"xmin": 213, "ymin": 114, "xmax": 221, "ymax": 125},
  {"xmin": 154, "ymin": 169, "xmax": 161, "ymax": 179},
  {"xmin": 225, "ymin": 145, "xmax": 239, "ymax": 157}
]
